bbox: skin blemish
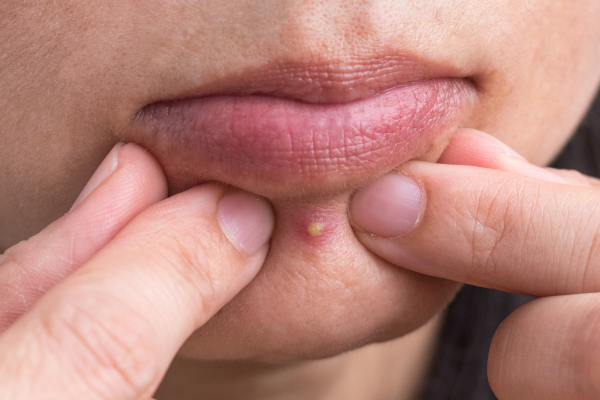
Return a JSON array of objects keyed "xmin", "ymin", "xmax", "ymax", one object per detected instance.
[
  {"xmin": 295, "ymin": 211, "xmax": 335, "ymax": 245},
  {"xmin": 307, "ymin": 222, "xmax": 324, "ymax": 237}
]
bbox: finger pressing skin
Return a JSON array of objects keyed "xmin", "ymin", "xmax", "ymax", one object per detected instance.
[
  {"xmin": 350, "ymin": 137, "xmax": 600, "ymax": 296},
  {"xmin": 0, "ymin": 143, "xmax": 167, "ymax": 331},
  {"xmin": 0, "ymin": 184, "xmax": 274, "ymax": 400},
  {"xmin": 488, "ymin": 294, "xmax": 600, "ymax": 400},
  {"xmin": 439, "ymin": 129, "xmax": 600, "ymax": 188}
]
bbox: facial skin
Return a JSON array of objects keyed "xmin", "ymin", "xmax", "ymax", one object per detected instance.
[{"xmin": 1, "ymin": 0, "xmax": 600, "ymax": 366}]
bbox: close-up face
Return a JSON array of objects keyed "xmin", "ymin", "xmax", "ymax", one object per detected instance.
[{"xmin": 2, "ymin": 0, "xmax": 600, "ymax": 363}]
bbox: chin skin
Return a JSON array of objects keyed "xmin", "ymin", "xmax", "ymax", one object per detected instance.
[{"xmin": 178, "ymin": 192, "xmax": 460, "ymax": 363}]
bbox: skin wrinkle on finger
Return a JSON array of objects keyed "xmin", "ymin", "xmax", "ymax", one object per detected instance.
[
  {"xmin": 505, "ymin": 180, "xmax": 593, "ymax": 293},
  {"xmin": 471, "ymin": 178, "xmax": 510, "ymax": 278},
  {"xmin": 520, "ymin": 182, "xmax": 550, "ymax": 292},
  {"xmin": 472, "ymin": 173, "xmax": 600, "ymax": 294},
  {"xmin": 444, "ymin": 173, "xmax": 525, "ymax": 287},
  {"xmin": 46, "ymin": 294, "xmax": 161, "ymax": 399}
]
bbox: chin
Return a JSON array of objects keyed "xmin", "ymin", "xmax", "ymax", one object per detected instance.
[{"xmin": 175, "ymin": 194, "xmax": 461, "ymax": 363}]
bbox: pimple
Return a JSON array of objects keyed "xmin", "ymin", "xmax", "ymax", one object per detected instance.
[
  {"xmin": 295, "ymin": 212, "xmax": 334, "ymax": 245},
  {"xmin": 307, "ymin": 222, "xmax": 324, "ymax": 237}
]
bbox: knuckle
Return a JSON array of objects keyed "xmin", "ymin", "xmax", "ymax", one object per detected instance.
[
  {"xmin": 42, "ymin": 294, "xmax": 161, "ymax": 398},
  {"xmin": 457, "ymin": 179, "xmax": 528, "ymax": 282}
]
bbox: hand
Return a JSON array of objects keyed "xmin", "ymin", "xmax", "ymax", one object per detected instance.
[
  {"xmin": 0, "ymin": 143, "xmax": 274, "ymax": 399},
  {"xmin": 349, "ymin": 129, "xmax": 600, "ymax": 400}
]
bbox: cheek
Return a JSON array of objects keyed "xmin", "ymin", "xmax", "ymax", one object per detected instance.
[
  {"xmin": 464, "ymin": 0, "xmax": 600, "ymax": 166},
  {"xmin": 177, "ymin": 195, "xmax": 460, "ymax": 363}
]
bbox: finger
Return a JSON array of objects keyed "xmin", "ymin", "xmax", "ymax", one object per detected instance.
[
  {"xmin": 0, "ymin": 143, "xmax": 167, "ymax": 331},
  {"xmin": 350, "ymin": 147, "xmax": 600, "ymax": 297},
  {"xmin": 551, "ymin": 168, "xmax": 600, "ymax": 189},
  {"xmin": 488, "ymin": 294, "xmax": 600, "ymax": 400},
  {"xmin": 0, "ymin": 183, "xmax": 274, "ymax": 400},
  {"xmin": 440, "ymin": 128, "xmax": 600, "ymax": 188}
]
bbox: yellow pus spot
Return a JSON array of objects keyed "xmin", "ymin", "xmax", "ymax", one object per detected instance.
[{"xmin": 307, "ymin": 222, "xmax": 324, "ymax": 237}]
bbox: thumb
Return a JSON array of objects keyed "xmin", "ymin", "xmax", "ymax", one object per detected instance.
[{"xmin": 0, "ymin": 183, "xmax": 274, "ymax": 399}]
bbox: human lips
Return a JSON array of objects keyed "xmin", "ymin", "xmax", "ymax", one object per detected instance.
[
  {"xmin": 119, "ymin": 61, "xmax": 473, "ymax": 361},
  {"xmin": 127, "ymin": 77, "xmax": 475, "ymax": 198}
]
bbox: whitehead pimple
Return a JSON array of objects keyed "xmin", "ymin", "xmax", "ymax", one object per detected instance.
[{"xmin": 307, "ymin": 222, "xmax": 324, "ymax": 237}]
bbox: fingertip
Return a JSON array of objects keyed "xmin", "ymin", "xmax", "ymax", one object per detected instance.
[
  {"xmin": 438, "ymin": 129, "xmax": 572, "ymax": 185},
  {"xmin": 112, "ymin": 143, "xmax": 168, "ymax": 200},
  {"xmin": 70, "ymin": 142, "xmax": 168, "ymax": 217},
  {"xmin": 64, "ymin": 142, "xmax": 169, "ymax": 272},
  {"xmin": 350, "ymin": 174, "xmax": 423, "ymax": 238},
  {"xmin": 70, "ymin": 142, "xmax": 123, "ymax": 211},
  {"xmin": 218, "ymin": 190, "xmax": 275, "ymax": 254},
  {"xmin": 438, "ymin": 128, "xmax": 524, "ymax": 168}
]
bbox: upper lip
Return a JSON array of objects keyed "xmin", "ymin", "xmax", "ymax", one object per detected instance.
[{"xmin": 153, "ymin": 53, "xmax": 472, "ymax": 105}]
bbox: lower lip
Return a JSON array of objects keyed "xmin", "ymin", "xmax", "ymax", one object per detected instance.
[{"xmin": 130, "ymin": 79, "xmax": 474, "ymax": 195}]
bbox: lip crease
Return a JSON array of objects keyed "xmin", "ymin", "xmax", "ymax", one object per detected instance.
[{"xmin": 125, "ymin": 60, "xmax": 476, "ymax": 198}]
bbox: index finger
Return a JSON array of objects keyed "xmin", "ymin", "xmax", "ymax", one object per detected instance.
[{"xmin": 350, "ymin": 149, "xmax": 600, "ymax": 297}]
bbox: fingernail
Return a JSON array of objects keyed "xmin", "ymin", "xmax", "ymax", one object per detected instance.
[
  {"xmin": 70, "ymin": 143, "xmax": 123, "ymax": 211},
  {"xmin": 218, "ymin": 191, "xmax": 275, "ymax": 254},
  {"xmin": 350, "ymin": 174, "xmax": 423, "ymax": 238}
]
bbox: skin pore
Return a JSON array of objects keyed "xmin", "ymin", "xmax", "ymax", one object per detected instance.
[{"xmin": 2, "ymin": 0, "xmax": 600, "ymax": 398}]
